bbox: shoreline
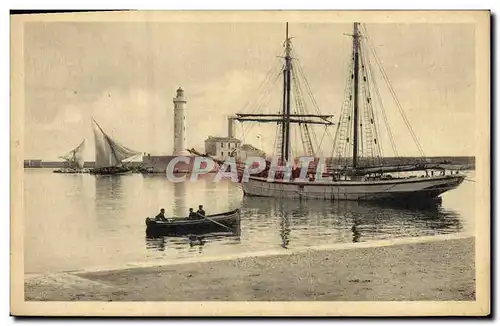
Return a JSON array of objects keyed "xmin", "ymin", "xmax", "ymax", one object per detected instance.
[
  {"xmin": 25, "ymin": 231, "xmax": 472, "ymax": 278},
  {"xmin": 25, "ymin": 234, "xmax": 475, "ymax": 301}
]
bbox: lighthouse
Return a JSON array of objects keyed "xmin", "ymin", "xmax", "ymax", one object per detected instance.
[{"xmin": 173, "ymin": 87, "xmax": 188, "ymax": 155}]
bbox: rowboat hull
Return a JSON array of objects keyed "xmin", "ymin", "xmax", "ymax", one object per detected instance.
[
  {"xmin": 241, "ymin": 175, "xmax": 465, "ymax": 201},
  {"xmin": 145, "ymin": 209, "xmax": 241, "ymax": 236}
]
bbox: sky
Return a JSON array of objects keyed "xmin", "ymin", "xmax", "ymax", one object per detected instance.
[{"xmin": 22, "ymin": 21, "xmax": 475, "ymax": 160}]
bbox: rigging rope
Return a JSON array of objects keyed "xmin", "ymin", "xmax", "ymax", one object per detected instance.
[
  {"xmin": 359, "ymin": 44, "xmax": 384, "ymax": 161},
  {"xmin": 361, "ymin": 24, "xmax": 426, "ymax": 158},
  {"xmin": 238, "ymin": 41, "xmax": 336, "ymax": 160},
  {"xmin": 240, "ymin": 66, "xmax": 284, "ymax": 140},
  {"xmin": 273, "ymin": 121, "xmax": 279, "ymax": 158},
  {"xmin": 238, "ymin": 49, "xmax": 285, "ymax": 141},
  {"xmin": 290, "ymin": 61, "xmax": 316, "ymax": 156},
  {"xmin": 358, "ymin": 43, "xmax": 383, "ymax": 165},
  {"xmin": 239, "ymin": 50, "xmax": 284, "ymax": 114},
  {"xmin": 363, "ymin": 36, "xmax": 399, "ymax": 158},
  {"xmin": 316, "ymin": 126, "xmax": 329, "ymax": 158},
  {"xmin": 331, "ymin": 51, "xmax": 355, "ymax": 167},
  {"xmin": 292, "ymin": 48, "xmax": 324, "ymax": 116},
  {"xmin": 292, "ymin": 47, "xmax": 335, "ymax": 157}
]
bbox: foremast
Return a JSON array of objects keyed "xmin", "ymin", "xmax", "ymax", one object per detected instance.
[
  {"xmin": 282, "ymin": 23, "xmax": 292, "ymax": 162},
  {"xmin": 352, "ymin": 22, "xmax": 361, "ymax": 169},
  {"xmin": 234, "ymin": 22, "xmax": 334, "ymax": 162}
]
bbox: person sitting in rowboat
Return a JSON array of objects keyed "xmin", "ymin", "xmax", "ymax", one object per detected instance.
[
  {"xmin": 188, "ymin": 208, "xmax": 197, "ymax": 219},
  {"xmin": 196, "ymin": 205, "xmax": 206, "ymax": 218},
  {"xmin": 155, "ymin": 208, "xmax": 168, "ymax": 222}
]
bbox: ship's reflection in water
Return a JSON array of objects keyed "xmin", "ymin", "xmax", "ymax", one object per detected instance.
[
  {"xmin": 245, "ymin": 196, "xmax": 463, "ymax": 249},
  {"xmin": 280, "ymin": 215, "xmax": 292, "ymax": 248}
]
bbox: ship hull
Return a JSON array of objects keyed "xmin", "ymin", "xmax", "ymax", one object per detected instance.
[
  {"xmin": 241, "ymin": 175, "xmax": 465, "ymax": 201},
  {"xmin": 53, "ymin": 168, "xmax": 88, "ymax": 174},
  {"xmin": 89, "ymin": 166, "xmax": 132, "ymax": 175}
]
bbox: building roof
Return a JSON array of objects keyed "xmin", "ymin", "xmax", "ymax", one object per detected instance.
[
  {"xmin": 240, "ymin": 144, "xmax": 266, "ymax": 155},
  {"xmin": 204, "ymin": 136, "xmax": 242, "ymax": 143}
]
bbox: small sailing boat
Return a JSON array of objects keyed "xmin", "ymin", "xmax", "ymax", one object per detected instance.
[
  {"xmin": 90, "ymin": 118, "xmax": 141, "ymax": 175},
  {"xmin": 53, "ymin": 139, "xmax": 87, "ymax": 173},
  {"xmin": 233, "ymin": 22, "xmax": 465, "ymax": 201}
]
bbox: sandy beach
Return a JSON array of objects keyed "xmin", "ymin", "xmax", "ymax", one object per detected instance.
[{"xmin": 24, "ymin": 236, "xmax": 475, "ymax": 301}]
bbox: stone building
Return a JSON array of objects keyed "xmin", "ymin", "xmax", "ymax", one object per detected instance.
[{"xmin": 204, "ymin": 136, "xmax": 242, "ymax": 161}]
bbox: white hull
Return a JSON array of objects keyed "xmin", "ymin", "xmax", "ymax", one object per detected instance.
[{"xmin": 241, "ymin": 175, "xmax": 465, "ymax": 201}]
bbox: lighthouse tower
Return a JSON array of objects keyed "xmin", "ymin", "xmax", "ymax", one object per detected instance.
[{"xmin": 173, "ymin": 87, "xmax": 188, "ymax": 155}]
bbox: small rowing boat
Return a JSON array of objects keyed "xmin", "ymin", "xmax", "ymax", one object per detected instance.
[{"xmin": 145, "ymin": 209, "xmax": 241, "ymax": 236}]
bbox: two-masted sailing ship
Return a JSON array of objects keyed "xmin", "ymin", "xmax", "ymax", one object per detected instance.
[
  {"xmin": 90, "ymin": 118, "xmax": 141, "ymax": 175},
  {"xmin": 233, "ymin": 22, "xmax": 465, "ymax": 201},
  {"xmin": 53, "ymin": 139, "xmax": 87, "ymax": 173}
]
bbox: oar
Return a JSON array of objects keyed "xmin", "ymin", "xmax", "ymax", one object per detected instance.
[{"xmin": 198, "ymin": 214, "xmax": 235, "ymax": 233}]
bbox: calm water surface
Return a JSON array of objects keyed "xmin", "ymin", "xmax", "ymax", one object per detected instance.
[{"xmin": 24, "ymin": 169, "xmax": 475, "ymax": 273}]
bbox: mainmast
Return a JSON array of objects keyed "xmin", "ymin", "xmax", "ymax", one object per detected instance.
[
  {"xmin": 282, "ymin": 22, "xmax": 292, "ymax": 162},
  {"xmin": 352, "ymin": 22, "xmax": 361, "ymax": 168}
]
